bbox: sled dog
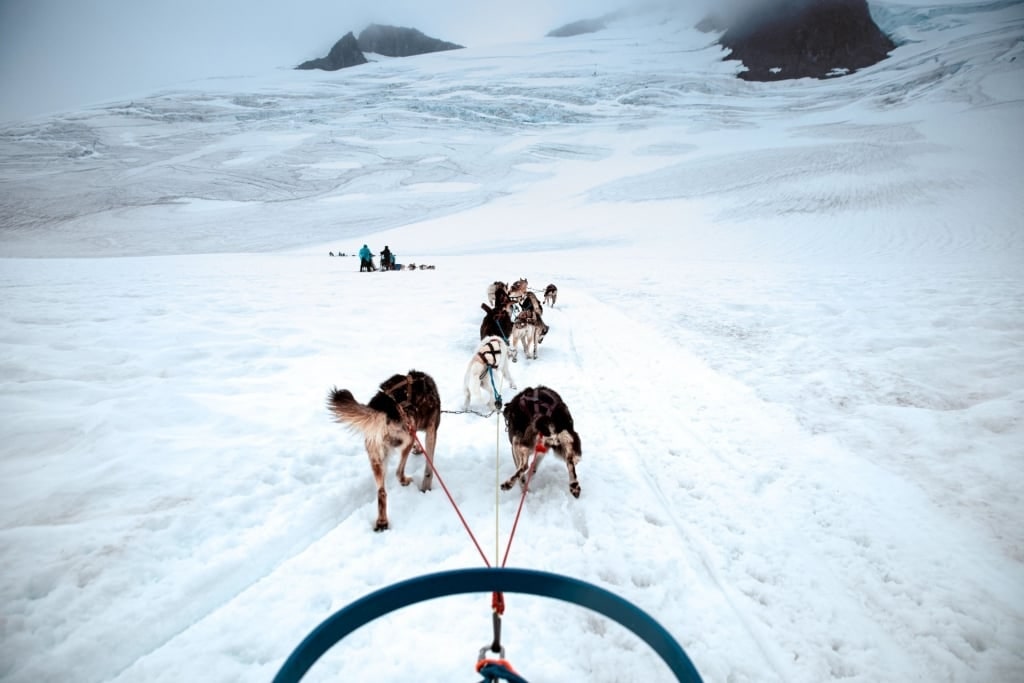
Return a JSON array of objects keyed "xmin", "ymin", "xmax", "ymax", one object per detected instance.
[
  {"xmin": 463, "ymin": 335, "xmax": 517, "ymax": 414},
  {"xmin": 511, "ymin": 308, "xmax": 549, "ymax": 360},
  {"xmin": 501, "ymin": 386, "xmax": 581, "ymax": 498},
  {"xmin": 544, "ymin": 284, "xmax": 558, "ymax": 307},
  {"xmin": 487, "ymin": 281, "xmax": 507, "ymax": 307},
  {"xmin": 327, "ymin": 370, "xmax": 441, "ymax": 531}
]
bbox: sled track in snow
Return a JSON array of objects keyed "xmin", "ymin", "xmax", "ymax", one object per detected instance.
[
  {"xmin": 107, "ymin": 465, "xmax": 373, "ymax": 680},
  {"xmin": 553, "ymin": 293, "xmax": 789, "ymax": 680},
  {"xmin": 550, "ymin": 288, "xmax": 954, "ymax": 681}
]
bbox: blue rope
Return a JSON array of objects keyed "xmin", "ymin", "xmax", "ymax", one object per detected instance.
[
  {"xmin": 272, "ymin": 568, "xmax": 704, "ymax": 682},
  {"xmin": 497, "ymin": 324, "xmax": 511, "ymax": 346},
  {"xmin": 487, "ymin": 366, "xmax": 502, "ymax": 408},
  {"xmin": 478, "ymin": 661, "xmax": 529, "ymax": 683}
]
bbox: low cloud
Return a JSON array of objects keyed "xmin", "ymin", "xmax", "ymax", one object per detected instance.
[{"xmin": 1, "ymin": 0, "xmax": 660, "ymax": 121}]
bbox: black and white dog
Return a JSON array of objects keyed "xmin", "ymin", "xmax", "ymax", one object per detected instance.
[
  {"xmin": 487, "ymin": 281, "xmax": 507, "ymax": 307},
  {"xmin": 463, "ymin": 335, "xmax": 517, "ymax": 414},
  {"xmin": 501, "ymin": 386, "xmax": 581, "ymax": 497}
]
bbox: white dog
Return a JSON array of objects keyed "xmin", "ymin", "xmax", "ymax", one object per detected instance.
[{"xmin": 464, "ymin": 335, "xmax": 517, "ymax": 414}]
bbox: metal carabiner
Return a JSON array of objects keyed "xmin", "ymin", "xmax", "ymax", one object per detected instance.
[{"xmin": 478, "ymin": 643, "xmax": 505, "ymax": 662}]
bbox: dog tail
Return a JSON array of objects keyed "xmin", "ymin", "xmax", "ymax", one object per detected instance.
[{"xmin": 327, "ymin": 387, "xmax": 388, "ymax": 437}]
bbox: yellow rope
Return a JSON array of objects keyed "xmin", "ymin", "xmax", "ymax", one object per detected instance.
[
  {"xmin": 493, "ymin": 369, "xmax": 504, "ymax": 567},
  {"xmin": 495, "ymin": 406, "xmax": 501, "ymax": 567}
]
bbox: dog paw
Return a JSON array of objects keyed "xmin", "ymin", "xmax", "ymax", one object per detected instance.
[
  {"xmin": 500, "ymin": 481, "xmax": 515, "ymax": 491},
  {"xmin": 374, "ymin": 520, "xmax": 390, "ymax": 532},
  {"xmin": 570, "ymin": 483, "xmax": 581, "ymax": 498},
  {"xmin": 399, "ymin": 476, "xmax": 413, "ymax": 486}
]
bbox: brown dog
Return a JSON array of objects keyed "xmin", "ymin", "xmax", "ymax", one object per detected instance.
[
  {"xmin": 327, "ymin": 370, "xmax": 441, "ymax": 531},
  {"xmin": 511, "ymin": 307, "xmax": 548, "ymax": 360},
  {"xmin": 501, "ymin": 386, "xmax": 582, "ymax": 497},
  {"xmin": 508, "ymin": 278, "xmax": 529, "ymax": 301},
  {"xmin": 544, "ymin": 284, "xmax": 558, "ymax": 307},
  {"xmin": 480, "ymin": 300, "xmax": 515, "ymax": 343}
]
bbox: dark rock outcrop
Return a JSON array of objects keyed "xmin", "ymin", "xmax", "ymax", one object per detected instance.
[
  {"xmin": 547, "ymin": 18, "xmax": 607, "ymax": 37},
  {"xmin": 296, "ymin": 31, "xmax": 367, "ymax": 71},
  {"xmin": 356, "ymin": 24, "xmax": 463, "ymax": 57},
  {"xmin": 713, "ymin": 0, "xmax": 896, "ymax": 81}
]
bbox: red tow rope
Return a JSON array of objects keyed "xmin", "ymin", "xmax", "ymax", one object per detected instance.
[
  {"xmin": 499, "ymin": 436, "xmax": 545, "ymax": 567},
  {"xmin": 409, "ymin": 428, "xmax": 546, "ymax": 678}
]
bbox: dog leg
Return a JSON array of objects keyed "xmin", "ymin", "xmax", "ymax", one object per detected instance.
[
  {"xmin": 500, "ymin": 438, "xmax": 526, "ymax": 490},
  {"xmin": 523, "ymin": 449, "xmax": 544, "ymax": 491},
  {"xmin": 420, "ymin": 422, "xmax": 437, "ymax": 492},
  {"xmin": 463, "ymin": 372, "xmax": 474, "ymax": 411},
  {"xmin": 483, "ymin": 376, "xmax": 496, "ymax": 414},
  {"xmin": 395, "ymin": 437, "xmax": 414, "ymax": 487},
  {"xmin": 464, "ymin": 361, "xmax": 485, "ymax": 411},
  {"xmin": 565, "ymin": 455, "xmax": 581, "ymax": 498},
  {"xmin": 368, "ymin": 446, "xmax": 390, "ymax": 531},
  {"xmin": 554, "ymin": 432, "xmax": 582, "ymax": 498},
  {"xmin": 501, "ymin": 361, "xmax": 517, "ymax": 391},
  {"xmin": 500, "ymin": 466, "xmax": 526, "ymax": 491},
  {"xmin": 501, "ymin": 438, "xmax": 535, "ymax": 491}
]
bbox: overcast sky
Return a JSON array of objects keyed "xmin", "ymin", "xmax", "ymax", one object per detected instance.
[{"xmin": 0, "ymin": 0, "xmax": 650, "ymax": 122}]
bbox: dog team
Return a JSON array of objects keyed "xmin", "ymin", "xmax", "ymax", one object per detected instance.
[{"xmin": 327, "ymin": 277, "xmax": 579, "ymax": 531}]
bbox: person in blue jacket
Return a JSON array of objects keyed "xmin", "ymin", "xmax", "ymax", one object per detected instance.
[{"xmin": 358, "ymin": 244, "xmax": 375, "ymax": 272}]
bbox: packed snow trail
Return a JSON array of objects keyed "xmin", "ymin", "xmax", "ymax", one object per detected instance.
[
  {"xmin": 9, "ymin": 259, "xmax": 1018, "ymax": 683},
  {"xmin": 97, "ymin": 267, "xmax": 784, "ymax": 683}
]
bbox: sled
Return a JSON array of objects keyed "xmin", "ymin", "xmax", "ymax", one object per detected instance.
[{"xmin": 272, "ymin": 567, "xmax": 704, "ymax": 682}]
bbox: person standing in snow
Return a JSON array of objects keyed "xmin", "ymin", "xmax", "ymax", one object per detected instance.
[
  {"xmin": 380, "ymin": 245, "xmax": 393, "ymax": 271},
  {"xmin": 359, "ymin": 244, "xmax": 375, "ymax": 272}
]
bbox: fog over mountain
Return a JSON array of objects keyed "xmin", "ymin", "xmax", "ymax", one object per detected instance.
[{"xmin": 0, "ymin": 0, "xmax": 638, "ymax": 121}]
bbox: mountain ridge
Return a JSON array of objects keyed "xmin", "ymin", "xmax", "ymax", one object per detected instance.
[{"xmin": 296, "ymin": 24, "xmax": 464, "ymax": 71}]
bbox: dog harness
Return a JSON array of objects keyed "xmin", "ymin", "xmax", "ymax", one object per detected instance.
[
  {"xmin": 477, "ymin": 339, "xmax": 503, "ymax": 379},
  {"xmin": 520, "ymin": 388, "xmax": 558, "ymax": 418},
  {"xmin": 484, "ymin": 308, "xmax": 514, "ymax": 343},
  {"xmin": 501, "ymin": 388, "xmax": 560, "ymax": 437},
  {"xmin": 514, "ymin": 309, "xmax": 538, "ymax": 327},
  {"xmin": 379, "ymin": 372, "xmax": 432, "ymax": 428}
]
